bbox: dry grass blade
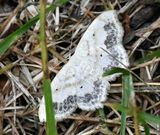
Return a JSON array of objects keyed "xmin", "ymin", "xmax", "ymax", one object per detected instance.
[{"xmin": 0, "ymin": 62, "xmax": 36, "ymax": 106}]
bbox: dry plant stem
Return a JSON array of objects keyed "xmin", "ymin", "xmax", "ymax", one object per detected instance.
[
  {"xmin": 130, "ymin": 96, "xmax": 140, "ymax": 135},
  {"xmin": 0, "ymin": 59, "xmax": 22, "ymax": 75},
  {"xmin": 112, "ymin": 82, "xmax": 160, "ymax": 87},
  {"xmin": 129, "ymin": 84, "xmax": 140, "ymax": 135},
  {"xmin": 65, "ymin": 112, "xmax": 93, "ymax": 134},
  {"xmin": 98, "ymin": 109, "xmax": 113, "ymax": 134},
  {"xmin": 131, "ymin": 58, "xmax": 160, "ymax": 70},
  {"xmin": 129, "ymin": 16, "xmax": 160, "ymax": 57},
  {"xmin": 118, "ymin": 0, "xmax": 138, "ymax": 14},
  {"xmin": 40, "ymin": 0, "xmax": 48, "ymax": 78},
  {"xmin": 0, "ymin": 95, "xmax": 4, "ymax": 135},
  {"xmin": 110, "ymin": 82, "xmax": 160, "ymax": 93},
  {"xmin": 12, "ymin": 47, "xmax": 58, "ymax": 73},
  {"xmin": 7, "ymin": 118, "xmax": 19, "ymax": 135},
  {"xmin": 0, "ymin": 63, "xmax": 36, "ymax": 105},
  {"xmin": 39, "ymin": 0, "xmax": 57, "ymax": 135}
]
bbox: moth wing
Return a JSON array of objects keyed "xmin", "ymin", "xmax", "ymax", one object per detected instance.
[
  {"xmin": 76, "ymin": 75, "xmax": 109, "ymax": 110},
  {"xmin": 39, "ymin": 10, "xmax": 129, "ymax": 122},
  {"xmin": 74, "ymin": 10, "xmax": 129, "ymax": 109},
  {"xmin": 39, "ymin": 62, "xmax": 78, "ymax": 122},
  {"xmin": 76, "ymin": 10, "xmax": 129, "ymax": 80}
]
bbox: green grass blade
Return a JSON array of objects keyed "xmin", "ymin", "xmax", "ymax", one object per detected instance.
[
  {"xmin": 106, "ymin": 103, "xmax": 129, "ymax": 114},
  {"xmin": 0, "ymin": 0, "xmax": 68, "ymax": 55},
  {"xmin": 0, "ymin": 15, "xmax": 39, "ymax": 55},
  {"xmin": 136, "ymin": 49, "xmax": 160, "ymax": 64},
  {"xmin": 39, "ymin": 0, "xmax": 58, "ymax": 134},
  {"xmin": 141, "ymin": 121, "xmax": 150, "ymax": 135},
  {"xmin": 120, "ymin": 73, "xmax": 132, "ymax": 135},
  {"xmin": 42, "ymin": 79, "xmax": 57, "ymax": 135},
  {"xmin": 103, "ymin": 67, "xmax": 129, "ymax": 77},
  {"xmin": 139, "ymin": 112, "xmax": 160, "ymax": 125},
  {"xmin": 138, "ymin": 112, "xmax": 160, "ymax": 135},
  {"xmin": 103, "ymin": 67, "xmax": 131, "ymax": 134},
  {"xmin": 121, "ymin": 71, "xmax": 140, "ymax": 135},
  {"xmin": 103, "ymin": 67, "xmax": 140, "ymax": 134}
]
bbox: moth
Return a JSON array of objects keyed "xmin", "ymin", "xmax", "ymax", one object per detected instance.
[{"xmin": 39, "ymin": 10, "xmax": 129, "ymax": 122}]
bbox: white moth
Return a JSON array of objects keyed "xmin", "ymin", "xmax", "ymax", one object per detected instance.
[{"xmin": 39, "ymin": 10, "xmax": 129, "ymax": 122}]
